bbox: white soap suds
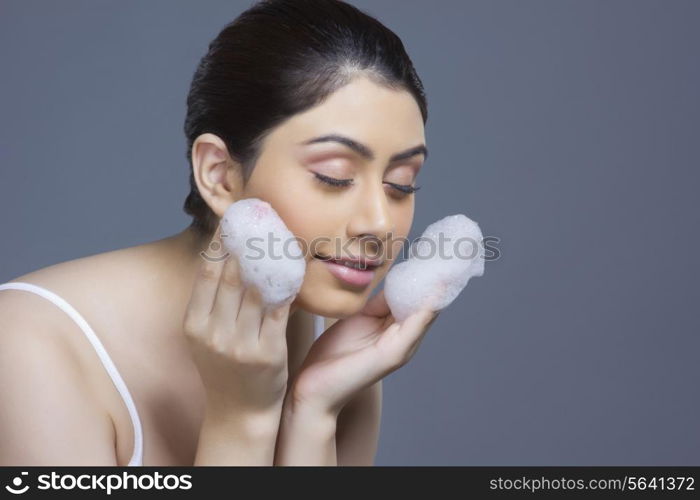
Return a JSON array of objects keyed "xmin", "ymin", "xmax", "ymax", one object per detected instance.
[
  {"xmin": 220, "ymin": 198, "xmax": 306, "ymax": 308},
  {"xmin": 384, "ymin": 214, "xmax": 485, "ymax": 322}
]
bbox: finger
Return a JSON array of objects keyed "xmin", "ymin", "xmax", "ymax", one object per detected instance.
[
  {"xmin": 399, "ymin": 308, "xmax": 438, "ymax": 352},
  {"xmin": 210, "ymin": 250, "xmax": 245, "ymax": 328},
  {"xmin": 403, "ymin": 308, "xmax": 439, "ymax": 334},
  {"xmin": 378, "ymin": 308, "xmax": 438, "ymax": 365},
  {"xmin": 361, "ymin": 288, "xmax": 391, "ymax": 318},
  {"xmin": 259, "ymin": 300, "xmax": 291, "ymax": 354},
  {"xmin": 235, "ymin": 284, "xmax": 266, "ymax": 345},
  {"xmin": 185, "ymin": 226, "xmax": 226, "ymax": 331}
]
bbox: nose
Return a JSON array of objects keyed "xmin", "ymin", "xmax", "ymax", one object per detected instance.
[{"xmin": 347, "ymin": 180, "xmax": 396, "ymax": 257}]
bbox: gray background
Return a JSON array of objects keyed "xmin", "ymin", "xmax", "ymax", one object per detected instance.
[{"xmin": 1, "ymin": 0, "xmax": 698, "ymax": 465}]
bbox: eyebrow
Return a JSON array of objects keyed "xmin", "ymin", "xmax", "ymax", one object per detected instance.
[{"xmin": 300, "ymin": 133, "xmax": 428, "ymax": 163}]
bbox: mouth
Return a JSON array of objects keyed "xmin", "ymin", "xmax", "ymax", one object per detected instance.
[
  {"xmin": 313, "ymin": 253, "xmax": 384, "ymax": 287},
  {"xmin": 313, "ymin": 253, "xmax": 384, "ymax": 271}
]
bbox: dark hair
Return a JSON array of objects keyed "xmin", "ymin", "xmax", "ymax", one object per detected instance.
[{"xmin": 182, "ymin": 0, "xmax": 428, "ymax": 239}]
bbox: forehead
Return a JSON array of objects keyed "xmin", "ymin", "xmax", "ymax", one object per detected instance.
[{"xmin": 265, "ymin": 76, "xmax": 425, "ymax": 156}]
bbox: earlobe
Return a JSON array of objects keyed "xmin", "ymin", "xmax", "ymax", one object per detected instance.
[{"xmin": 191, "ymin": 133, "xmax": 242, "ymax": 217}]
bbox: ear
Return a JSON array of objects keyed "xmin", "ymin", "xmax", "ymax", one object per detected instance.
[{"xmin": 191, "ymin": 133, "xmax": 245, "ymax": 218}]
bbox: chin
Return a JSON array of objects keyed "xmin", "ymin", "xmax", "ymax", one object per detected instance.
[{"xmin": 292, "ymin": 281, "xmax": 373, "ymax": 319}]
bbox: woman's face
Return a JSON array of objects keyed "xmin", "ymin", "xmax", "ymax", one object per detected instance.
[{"xmin": 241, "ymin": 75, "xmax": 427, "ymax": 318}]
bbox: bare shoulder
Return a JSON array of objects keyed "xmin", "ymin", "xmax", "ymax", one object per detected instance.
[
  {"xmin": 0, "ymin": 244, "xmax": 146, "ymax": 375},
  {"xmin": 0, "ymin": 282, "xmax": 118, "ymax": 465},
  {"xmin": 0, "ymin": 233, "xmax": 204, "ymax": 465},
  {"xmin": 3, "ymin": 243, "xmax": 144, "ymax": 301},
  {"xmin": 0, "ymin": 245, "xmax": 154, "ymax": 465},
  {"xmin": 1, "ymin": 246, "xmax": 136, "ymax": 343},
  {"xmin": 0, "ymin": 238, "xmax": 172, "ymax": 383}
]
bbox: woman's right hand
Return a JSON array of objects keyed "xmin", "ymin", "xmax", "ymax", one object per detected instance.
[{"xmin": 182, "ymin": 224, "xmax": 292, "ymax": 419}]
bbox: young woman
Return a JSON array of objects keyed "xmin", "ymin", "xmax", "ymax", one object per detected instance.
[{"xmin": 0, "ymin": 0, "xmax": 438, "ymax": 466}]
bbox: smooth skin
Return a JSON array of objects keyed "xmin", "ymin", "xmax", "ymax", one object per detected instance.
[{"xmin": 0, "ymin": 74, "xmax": 437, "ymax": 466}]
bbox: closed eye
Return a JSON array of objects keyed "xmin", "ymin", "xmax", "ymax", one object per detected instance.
[
  {"xmin": 384, "ymin": 181, "xmax": 421, "ymax": 194},
  {"xmin": 313, "ymin": 172, "xmax": 353, "ymax": 188},
  {"xmin": 313, "ymin": 172, "xmax": 420, "ymax": 194}
]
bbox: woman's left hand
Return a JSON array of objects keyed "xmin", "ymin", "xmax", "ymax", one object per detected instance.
[{"xmin": 287, "ymin": 289, "xmax": 440, "ymax": 417}]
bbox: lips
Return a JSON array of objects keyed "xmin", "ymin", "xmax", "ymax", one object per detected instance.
[
  {"xmin": 314, "ymin": 253, "xmax": 383, "ymax": 287},
  {"xmin": 313, "ymin": 253, "xmax": 384, "ymax": 271}
]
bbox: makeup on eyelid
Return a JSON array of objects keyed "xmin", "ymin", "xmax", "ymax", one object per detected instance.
[
  {"xmin": 308, "ymin": 160, "xmax": 418, "ymax": 185},
  {"xmin": 312, "ymin": 171, "xmax": 420, "ymax": 194},
  {"xmin": 299, "ymin": 144, "xmax": 424, "ymax": 175},
  {"xmin": 296, "ymin": 141, "xmax": 423, "ymax": 196}
]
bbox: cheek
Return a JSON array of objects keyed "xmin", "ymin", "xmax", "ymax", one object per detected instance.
[
  {"xmin": 278, "ymin": 208, "xmax": 329, "ymax": 258},
  {"xmin": 387, "ymin": 203, "xmax": 413, "ymax": 258},
  {"xmin": 244, "ymin": 169, "xmax": 333, "ymax": 255},
  {"xmin": 391, "ymin": 203, "xmax": 413, "ymax": 235},
  {"xmin": 382, "ymin": 205, "xmax": 411, "ymax": 256}
]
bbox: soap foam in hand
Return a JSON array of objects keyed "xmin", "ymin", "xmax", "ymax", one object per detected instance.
[
  {"xmin": 384, "ymin": 214, "xmax": 485, "ymax": 322},
  {"xmin": 220, "ymin": 198, "xmax": 306, "ymax": 309}
]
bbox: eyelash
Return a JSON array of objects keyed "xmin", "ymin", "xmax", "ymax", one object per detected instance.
[{"xmin": 313, "ymin": 172, "xmax": 421, "ymax": 194}]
